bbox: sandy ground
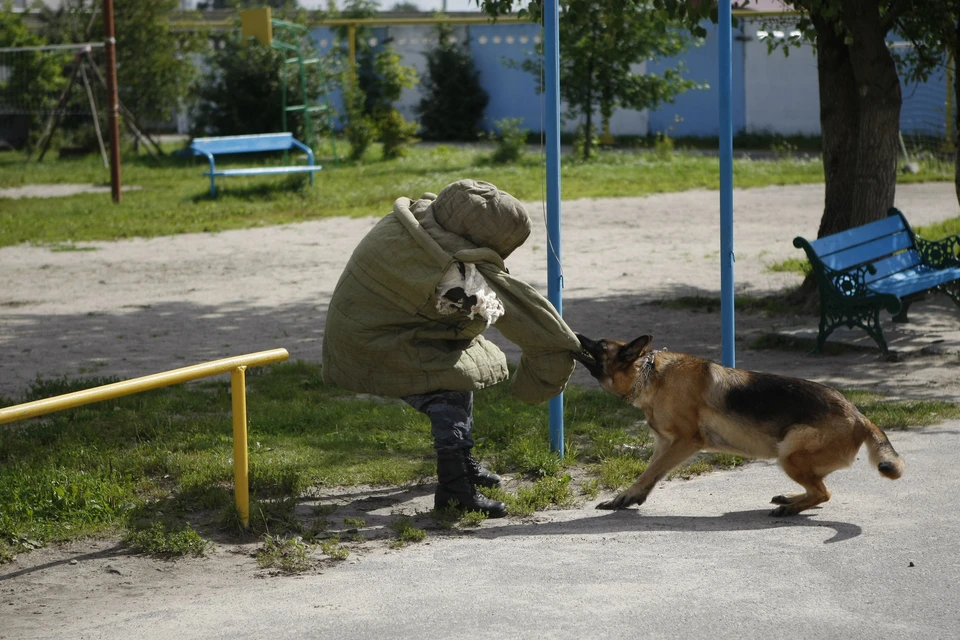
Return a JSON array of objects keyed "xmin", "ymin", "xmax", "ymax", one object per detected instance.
[
  {"xmin": 1, "ymin": 181, "xmax": 959, "ymax": 401},
  {"xmin": 2, "ymin": 181, "xmax": 960, "ymax": 638}
]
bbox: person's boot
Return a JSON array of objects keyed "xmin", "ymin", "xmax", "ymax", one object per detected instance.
[
  {"xmin": 464, "ymin": 448, "xmax": 502, "ymax": 488},
  {"xmin": 435, "ymin": 450, "xmax": 507, "ymax": 518}
]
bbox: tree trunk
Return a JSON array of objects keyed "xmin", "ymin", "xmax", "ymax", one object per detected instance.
[
  {"xmin": 813, "ymin": 16, "xmax": 860, "ymax": 239},
  {"xmin": 788, "ymin": 17, "xmax": 862, "ymax": 306},
  {"xmin": 841, "ymin": 0, "xmax": 902, "ymax": 227},
  {"xmin": 584, "ymin": 54, "xmax": 595, "ymax": 161},
  {"xmin": 954, "ymin": 21, "xmax": 959, "ymax": 209}
]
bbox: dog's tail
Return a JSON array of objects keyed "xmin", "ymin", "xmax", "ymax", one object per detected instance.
[{"xmin": 862, "ymin": 419, "xmax": 904, "ymax": 479}]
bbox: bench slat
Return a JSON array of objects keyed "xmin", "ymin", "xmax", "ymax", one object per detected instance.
[
  {"xmin": 862, "ymin": 250, "xmax": 924, "ymax": 283},
  {"xmin": 205, "ymin": 166, "xmax": 322, "ymax": 177},
  {"xmin": 869, "ymin": 265, "xmax": 960, "ymax": 297},
  {"xmin": 808, "ymin": 215, "xmax": 907, "ymax": 257},
  {"xmin": 191, "ymin": 133, "xmax": 295, "ymax": 155},
  {"xmin": 819, "ymin": 231, "xmax": 915, "ymax": 271}
]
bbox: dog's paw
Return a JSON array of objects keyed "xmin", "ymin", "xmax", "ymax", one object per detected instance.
[
  {"xmin": 770, "ymin": 495, "xmax": 792, "ymax": 505},
  {"xmin": 596, "ymin": 493, "xmax": 642, "ymax": 510},
  {"xmin": 769, "ymin": 505, "xmax": 794, "ymax": 517}
]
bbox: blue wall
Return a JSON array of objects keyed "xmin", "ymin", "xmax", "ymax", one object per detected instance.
[
  {"xmin": 307, "ymin": 22, "xmax": 948, "ymax": 138},
  {"xmin": 900, "ymin": 62, "xmax": 949, "ymax": 137},
  {"xmin": 648, "ymin": 22, "xmax": 746, "ymax": 137},
  {"xmin": 468, "ymin": 23, "xmax": 543, "ymax": 133}
]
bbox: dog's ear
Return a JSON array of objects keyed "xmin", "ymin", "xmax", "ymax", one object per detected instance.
[{"xmin": 618, "ymin": 335, "xmax": 652, "ymax": 363}]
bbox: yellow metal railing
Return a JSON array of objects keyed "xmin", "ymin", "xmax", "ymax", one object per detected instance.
[{"xmin": 0, "ymin": 348, "xmax": 290, "ymax": 528}]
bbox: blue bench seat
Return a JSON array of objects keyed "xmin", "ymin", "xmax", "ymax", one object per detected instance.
[
  {"xmin": 793, "ymin": 208, "xmax": 960, "ymax": 353},
  {"xmin": 189, "ymin": 133, "xmax": 322, "ymax": 197}
]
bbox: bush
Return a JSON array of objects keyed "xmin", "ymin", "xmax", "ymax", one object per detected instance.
[
  {"xmin": 342, "ymin": 72, "xmax": 377, "ymax": 160},
  {"xmin": 190, "ymin": 29, "xmax": 336, "ymax": 146},
  {"xmin": 572, "ymin": 126, "xmax": 599, "ymax": 162},
  {"xmin": 417, "ymin": 23, "xmax": 489, "ymax": 141},
  {"xmin": 379, "ymin": 108, "xmax": 419, "ymax": 159},
  {"xmin": 370, "ymin": 47, "xmax": 419, "ymax": 159},
  {"xmin": 490, "ymin": 117, "xmax": 528, "ymax": 164}
]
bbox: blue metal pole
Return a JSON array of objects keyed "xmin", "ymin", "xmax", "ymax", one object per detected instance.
[
  {"xmin": 718, "ymin": 2, "xmax": 736, "ymax": 368},
  {"xmin": 544, "ymin": 0, "xmax": 564, "ymax": 455}
]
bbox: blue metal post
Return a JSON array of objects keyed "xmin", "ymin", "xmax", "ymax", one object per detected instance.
[
  {"xmin": 719, "ymin": 3, "xmax": 736, "ymax": 368},
  {"xmin": 544, "ymin": 0, "xmax": 564, "ymax": 455}
]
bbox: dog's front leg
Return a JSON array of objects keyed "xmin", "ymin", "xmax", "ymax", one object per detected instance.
[{"xmin": 597, "ymin": 439, "xmax": 701, "ymax": 510}]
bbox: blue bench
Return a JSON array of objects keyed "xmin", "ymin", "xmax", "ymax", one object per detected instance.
[
  {"xmin": 188, "ymin": 133, "xmax": 322, "ymax": 197},
  {"xmin": 793, "ymin": 208, "xmax": 960, "ymax": 353}
]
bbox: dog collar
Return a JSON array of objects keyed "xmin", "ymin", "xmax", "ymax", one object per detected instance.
[{"xmin": 623, "ymin": 349, "xmax": 666, "ymax": 404}]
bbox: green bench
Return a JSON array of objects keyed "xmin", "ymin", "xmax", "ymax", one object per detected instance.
[
  {"xmin": 793, "ymin": 208, "xmax": 960, "ymax": 353},
  {"xmin": 188, "ymin": 133, "xmax": 322, "ymax": 197}
]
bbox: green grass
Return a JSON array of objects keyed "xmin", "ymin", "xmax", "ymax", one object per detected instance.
[
  {"xmin": 258, "ymin": 534, "xmax": 313, "ymax": 572},
  {"xmin": 389, "ymin": 516, "xmax": 427, "ymax": 544},
  {"xmin": 1, "ymin": 139, "xmax": 951, "ymax": 248},
  {"xmin": 766, "ymin": 218, "xmax": 960, "ymax": 276},
  {"xmin": 2, "ymin": 360, "xmax": 954, "ymax": 564},
  {"xmin": 659, "ymin": 292, "xmax": 805, "ymax": 316},
  {"xmin": 765, "ymin": 257, "xmax": 812, "ymax": 277}
]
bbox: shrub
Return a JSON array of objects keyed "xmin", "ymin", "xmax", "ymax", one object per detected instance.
[
  {"xmin": 371, "ymin": 47, "xmax": 418, "ymax": 159},
  {"xmin": 190, "ymin": 28, "xmax": 336, "ymax": 146},
  {"xmin": 490, "ymin": 117, "xmax": 528, "ymax": 164},
  {"xmin": 342, "ymin": 72, "xmax": 377, "ymax": 160},
  {"xmin": 417, "ymin": 23, "xmax": 489, "ymax": 141}
]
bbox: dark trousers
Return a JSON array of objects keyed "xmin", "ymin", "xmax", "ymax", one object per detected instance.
[{"xmin": 401, "ymin": 390, "xmax": 474, "ymax": 453}]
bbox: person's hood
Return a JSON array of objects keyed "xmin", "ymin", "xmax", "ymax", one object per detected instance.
[{"xmin": 429, "ymin": 179, "xmax": 532, "ymax": 259}]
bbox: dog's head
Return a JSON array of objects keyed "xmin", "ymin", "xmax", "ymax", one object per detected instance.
[{"xmin": 573, "ymin": 333, "xmax": 654, "ymax": 395}]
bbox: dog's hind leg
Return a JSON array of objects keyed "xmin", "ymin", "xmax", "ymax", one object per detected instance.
[
  {"xmin": 771, "ymin": 451, "xmax": 832, "ymax": 516},
  {"xmin": 596, "ymin": 437, "xmax": 702, "ymax": 510}
]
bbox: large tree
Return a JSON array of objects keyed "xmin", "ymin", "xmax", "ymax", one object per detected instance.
[
  {"xmin": 479, "ymin": 0, "xmax": 936, "ymax": 297},
  {"xmin": 40, "ymin": 0, "xmax": 203, "ymax": 130},
  {"xmin": 519, "ymin": 0, "xmax": 698, "ymax": 160},
  {"xmin": 755, "ymin": 1, "xmax": 909, "ymax": 240}
]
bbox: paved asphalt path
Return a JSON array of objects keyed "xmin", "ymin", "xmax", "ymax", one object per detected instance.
[{"xmin": 6, "ymin": 421, "xmax": 958, "ymax": 640}]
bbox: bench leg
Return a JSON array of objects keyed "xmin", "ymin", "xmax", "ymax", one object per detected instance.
[
  {"xmin": 940, "ymin": 281, "xmax": 960, "ymax": 310},
  {"xmin": 817, "ymin": 302, "xmax": 889, "ymax": 354},
  {"xmin": 891, "ymin": 301, "xmax": 910, "ymax": 323}
]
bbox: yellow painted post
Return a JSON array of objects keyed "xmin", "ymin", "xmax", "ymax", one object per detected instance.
[
  {"xmin": 0, "ymin": 349, "xmax": 289, "ymax": 531},
  {"xmin": 0, "ymin": 349, "xmax": 288, "ymax": 425},
  {"xmin": 240, "ymin": 7, "xmax": 273, "ymax": 46},
  {"xmin": 231, "ymin": 366, "xmax": 250, "ymax": 528},
  {"xmin": 348, "ymin": 23, "xmax": 357, "ymax": 87}
]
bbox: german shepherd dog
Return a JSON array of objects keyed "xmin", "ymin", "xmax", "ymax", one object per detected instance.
[{"xmin": 572, "ymin": 334, "xmax": 904, "ymax": 516}]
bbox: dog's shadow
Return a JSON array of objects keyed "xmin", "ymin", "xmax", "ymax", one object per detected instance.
[{"xmin": 479, "ymin": 508, "xmax": 862, "ymax": 544}]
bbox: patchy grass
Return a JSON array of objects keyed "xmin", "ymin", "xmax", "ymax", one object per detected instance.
[
  {"xmin": 389, "ymin": 516, "xmax": 427, "ymax": 545},
  {"xmin": 1, "ymin": 359, "xmax": 955, "ymax": 564},
  {"xmin": 319, "ymin": 535, "xmax": 351, "ymax": 560},
  {"xmin": 257, "ymin": 535, "xmax": 313, "ymax": 572},
  {"xmin": 839, "ymin": 390, "xmax": 960, "ymax": 429},
  {"xmin": 747, "ymin": 332, "xmax": 875, "ymax": 355},
  {"xmin": 915, "ymin": 217, "xmax": 960, "ymax": 240},
  {"xmin": 658, "ymin": 292, "xmax": 806, "ymax": 316},
  {"xmin": 768, "ymin": 218, "xmax": 960, "ymax": 276},
  {"xmin": 766, "ymin": 257, "xmax": 812, "ymax": 277},
  {"xmin": 5, "ymin": 140, "xmax": 951, "ymax": 249},
  {"xmin": 123, "ymin": 520, "xmax": 208, "ymax": 557}
]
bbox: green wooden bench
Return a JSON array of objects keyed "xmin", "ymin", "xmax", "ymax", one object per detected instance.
[
  {"xmin": 793, "ymin": 208, "xmax": 960, "ymax": 353},
  {"xmin": 189, "ymin": 133, "xmax": 322, "ymax": 197}
]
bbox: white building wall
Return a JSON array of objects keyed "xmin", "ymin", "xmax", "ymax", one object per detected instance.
[{"xmin": 743, "ymin": 28, "xmax": 821, "ymax": 135}]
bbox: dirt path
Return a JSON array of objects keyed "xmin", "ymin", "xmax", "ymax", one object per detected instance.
[
  {"xmin": 1, "ymin": 182, "xmax": 958, "ymax": 401},
  {"xmin": 2, "ymin": 181, "xmax": 960, "ymax": 638}
]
